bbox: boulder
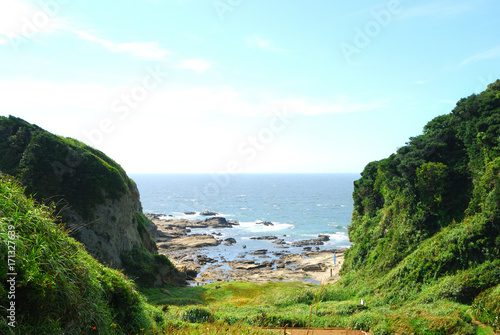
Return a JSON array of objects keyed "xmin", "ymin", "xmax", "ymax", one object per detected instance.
[
  {"xmin": 200, "ymin": 210, "xmax": 218, "ymax": 216},
  {"xmin": 204, "ymin": 217, "xmax": 233, "ymax": 228},
  {"xmin": 223, "ymin": 238, "xmax": 237, "ymax": 246}
]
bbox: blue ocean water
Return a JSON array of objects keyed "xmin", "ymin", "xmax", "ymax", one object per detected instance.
[{"xmin": 131, "ymin": 173, "xmax": 359, "ymax": 258}]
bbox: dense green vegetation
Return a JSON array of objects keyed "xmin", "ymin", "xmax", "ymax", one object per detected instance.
[
  {"xmin": 0, "ymin": 116, "xmax": 132, "ymax": 219},
  {"xmin": 0, "ymin": 175, "xmax": 165, "ymax": 334},
  {"xmin": 338, "ymin": 80, "xmax": 500, "ymax": 332}
]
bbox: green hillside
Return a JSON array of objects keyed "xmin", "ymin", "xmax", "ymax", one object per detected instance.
[
  {"xmin": 339, "ymin": 80, "xmax": 500, "ymax": 333},
  {"xmin": 0, "ymin": 116, "xmax": 130, "ymax": 219},
  {"xmin": 0, "ymin": 116, "xmax": 184, "ymax": 287},
  {"xmin": 0, "ymin": 175, "xmax": 165, "ymax": 334}
]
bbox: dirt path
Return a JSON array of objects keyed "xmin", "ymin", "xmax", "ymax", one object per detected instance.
[{"xmin": 267, "ymin": 328, "xmax": 367, "ymax": 335}]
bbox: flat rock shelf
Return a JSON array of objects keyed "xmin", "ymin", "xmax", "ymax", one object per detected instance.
[{"xmin": 147, "ymin": 214, "xmax": 347, "ymax": 285}]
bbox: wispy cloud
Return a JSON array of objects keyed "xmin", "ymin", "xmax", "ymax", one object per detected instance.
[
  {"xmin": 459, "ymin": 45, "xmax": 500, "ymax": 68},
  {"xmin": 0, "ymin": 0, "xmax": 67, "ymax": 42},
  {"xmin": 245, "ymin": 34, "xmax": 287, "ymax": 53},
  {"xmin": 72, "ymin": 29, "xmax": 170, "ymax": 61},
  {"xmin": 0, "ymin": 0, "xmax": 170, "ymax": 61},
  {"xmin": 1, "ymin": 78, "xmax": 386, "ymax": 120},
  {"xmin": 398, "ymin": 0, "xmax": 476, "ymax": 20},
  {"xmin": 270, "ymin": 98, "xmax": 387, "ymax": 116},
  {"xmin": 176, "ymin": 59, "xmax": 213, "ymax": 73}
]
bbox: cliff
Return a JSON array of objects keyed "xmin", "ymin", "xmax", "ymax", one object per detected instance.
[
  {"xmin": 341, "ymin": 80, "xmax": 500, "ymax": 331},
  {"xmin": 0, "ymin": 116, "xmax": 184, "ymax": 287}
]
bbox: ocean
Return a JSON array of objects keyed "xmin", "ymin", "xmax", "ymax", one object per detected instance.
[{"xmin": 131, "ymin": 173, "xmax": 359, "ymax": 260}]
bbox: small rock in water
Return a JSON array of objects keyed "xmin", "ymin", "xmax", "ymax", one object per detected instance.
[
  {"xmin": 250, "ymin": 235, "xmax": 278, "ymax": 240},
  {"xmin": 196, "ymin": 254, "xmax": 217, "ymax": 265},
  {"xmin": 200, "ymin": 210, "xmax": 218, "ymax": 216},
  {"xmin": 256, "ymin": 221, "xmax": 274, "ymax": 226},
  {"xmin": 223, "ymin": 238, "xmax": 237, "ymax": 246}
]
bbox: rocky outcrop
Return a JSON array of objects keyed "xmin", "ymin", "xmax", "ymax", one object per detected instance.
[
  {"xmin": 64, "ymin": 183, "xmax": 152, "ymax": 269},
  {"xmin": 291, "ymin": 234, "xmax": 330, "ymax": 247},
  {"xmin": 158, "ymin": 234, "xmax": 220, "ymax": 250}
]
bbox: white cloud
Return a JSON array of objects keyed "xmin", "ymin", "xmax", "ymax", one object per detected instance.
[
  {"xmin": 268, "ymin": 98, "xmax": 386, "ymax": 116},
  {"xmin": 71, "ymin": 29, "xmax": 170, "ymax": 61},
  {"xmin": 0, "ymin": 79, "xmax": 117, "ymax": 113},
  {"xmin": 245, "ymin": 34, "xmax": 286, "ymax": 53},
  {"xmin": 0, "ymin": 0, "xmax": 67, "ymax": 43},
  {"xmin": 0, "ymin": 1, "xmax": 170, "ymax": 60},
  {"xmin": 398, "ymin": 0, "xmax": 476, "ymax": 20},
  {"xmin": 0, "ymin": 78, "xmax": 385, "ymax": 127},
  {"xmin": 459, "ymin": 45, "xmax": 500, "ymax": 68},
  {"xmin": 176, "ymin": 59, "xmax": 213, "ymax": 73}
]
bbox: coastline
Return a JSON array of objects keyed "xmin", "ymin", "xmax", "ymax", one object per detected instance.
[{"xmin": 147, "ymin": 214, "xmax": 347, "ymax": 285}]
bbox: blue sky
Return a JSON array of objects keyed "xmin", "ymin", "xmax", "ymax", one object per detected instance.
[{"xmin": 0, "ymin": 0, "xmax": 499, "ymax": 173}]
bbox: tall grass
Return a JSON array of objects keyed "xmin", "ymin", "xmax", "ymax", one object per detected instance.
[{"xmin": 0, "ymin": 176, "xmax": 163, "ymax": 334}]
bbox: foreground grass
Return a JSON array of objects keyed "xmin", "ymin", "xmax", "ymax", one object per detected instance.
[
  {"xmin": 0, "ymin": 176, "xmax": 166, "ymax": 334},
  {"xmin": 141, "ymin": 281, "xmax": 499, "ymax": 335}
]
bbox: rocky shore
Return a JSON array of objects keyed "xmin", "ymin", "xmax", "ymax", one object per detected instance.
[{"xmin": 147, "ymin": 214, "xmax": 347, "ymax": 285}]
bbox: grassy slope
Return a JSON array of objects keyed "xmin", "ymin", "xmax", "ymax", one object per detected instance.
[
  {"xmin": 0, "ymin": 175, "xmax": 166, "ymax": 334},
  {"xmin": 336, "ymin": 80, "xmax": 500, "ymax": 334},
  {"xmin": 0, "ymin": 115, "xmax": 132, "ymax": 219}
]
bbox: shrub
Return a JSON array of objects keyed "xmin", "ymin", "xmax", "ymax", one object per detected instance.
[
  {"xmin": 181, "ymin": 306, "xmax": 213, "ymax": 323},
  {"xmin": 473, "ymin": 284, "xmax": 500, "ymax": 331}
]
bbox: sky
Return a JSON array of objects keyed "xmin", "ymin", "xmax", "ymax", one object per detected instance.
[{"xmin": 0, "ymin": 0, "xmax": 499, "ymax": 174}]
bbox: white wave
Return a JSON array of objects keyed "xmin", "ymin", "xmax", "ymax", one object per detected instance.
[
  {"xmin": 323, "ymin": 232, "xmax": 349, "ymax": 244},
  {"xmin": 216, "ymin": 213, "xmax": 235, "ymax": 218},
  {"xmin": 237, "ymin": 220, "xmax": 295, "ymax": 233}
]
